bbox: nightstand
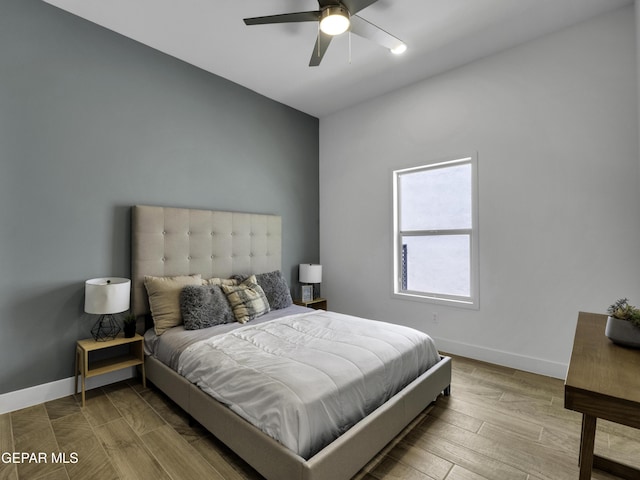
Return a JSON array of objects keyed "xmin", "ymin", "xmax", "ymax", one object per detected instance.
[
  {"xmin": 75, "ymin": 334, "xmax": 146, "ymax": 407},
  {"xmin": 294, "ymin": 297, "xmax": 327, "ymax": 310}
]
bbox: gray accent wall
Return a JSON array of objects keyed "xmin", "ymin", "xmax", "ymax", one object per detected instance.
[{"xmin": 0, "ymin": 0, "xmax": 319, "ymax": 395}]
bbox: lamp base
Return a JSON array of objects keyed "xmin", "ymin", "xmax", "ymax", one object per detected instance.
[{"xmin": 91, "ymin": 314, "xmax": 121, "ymax": 341}]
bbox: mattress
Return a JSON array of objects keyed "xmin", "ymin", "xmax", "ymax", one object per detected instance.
[{"xmin": 169, "ymin": 309, "xmax": 441, "ymax": 459}]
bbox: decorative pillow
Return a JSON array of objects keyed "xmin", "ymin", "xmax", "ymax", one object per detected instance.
[
  {"xmin": 232, "ymin": 271, "xmax": 292, "ymax": 310},
  {"xmin": 222, "ymin": 275, "xmax": 270, "ymax": 324},
  {"xmin": 144, "ymin": 274, "xmax": 202, "ymax": 335},
  {"xmin": 180, "ymin": 285, "xmax": 235, "ymax": 329}
]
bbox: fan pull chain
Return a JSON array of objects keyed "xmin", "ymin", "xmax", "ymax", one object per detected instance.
[
  {"xmin": 348, "ymin": 30, "xmax": 352, "ymax": 64},
  {"xmin": 317, "ymin": 22, "xmax": 321, "ymax": 57}
]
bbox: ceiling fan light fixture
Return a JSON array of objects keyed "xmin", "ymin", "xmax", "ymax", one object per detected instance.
[
  {"xmin": 319, "ymin": 6, "xmax": 350, "ymax": 36},
  {"xmin": 390, "ymin": 43, "xmax": 407, "ymax": 55}
]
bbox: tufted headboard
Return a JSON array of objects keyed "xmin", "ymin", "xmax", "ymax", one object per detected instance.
[{"xmin": 131, "ymin": 205, "xmax": 282, "ymax": 318}]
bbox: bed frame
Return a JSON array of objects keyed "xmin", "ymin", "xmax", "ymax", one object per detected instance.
[{"xmin": 131, "ymin": 204, "xmax": 451, "ymax": 480}]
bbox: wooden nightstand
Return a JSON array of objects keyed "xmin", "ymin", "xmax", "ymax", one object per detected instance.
[
  {"xmin": 75, "ymin": 334, "xmax": 146, "ymax": 407},
  {"xmin": 294, "ymin": 297, "xmax": 327, "ymax": 310}
]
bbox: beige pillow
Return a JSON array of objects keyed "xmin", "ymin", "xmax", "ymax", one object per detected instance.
[
  {"xmin": 144, "ymin": 274, "xmax": 202, "ymax": 335},
  {"xmin": 222, "ymin": 275, "xmax": 270, "ymax": 324},
  {"xmin": 202, "ymin": 277, "xmax": 240, "ymax": 286}
]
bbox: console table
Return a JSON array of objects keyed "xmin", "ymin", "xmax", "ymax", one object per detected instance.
[{"xmin": 564, "ymin": 312, "xmax": 640, "ymax": 479}]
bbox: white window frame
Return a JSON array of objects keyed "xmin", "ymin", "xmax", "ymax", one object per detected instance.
[{"xmin": 392, "ymin": 153, "xmax": 479, "ymax": 309}]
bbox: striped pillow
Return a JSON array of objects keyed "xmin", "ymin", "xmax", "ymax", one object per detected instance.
[{"xmin": 222, "ymin": 275, "xmax": 270, "ymax": 324}]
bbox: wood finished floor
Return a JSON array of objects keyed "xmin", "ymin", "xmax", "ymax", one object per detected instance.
[{"xmin": 2, "ymin": 355, "xmax": 639, "ymax": 480}]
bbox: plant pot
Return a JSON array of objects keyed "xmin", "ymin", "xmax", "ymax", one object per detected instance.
[
  {"xmin": 123, "ymin": 325, "xmax": 136, "ymax": 338},
  {"xmin": 605, "ymin": 316, "xmax": 640, "ymax": 348}
]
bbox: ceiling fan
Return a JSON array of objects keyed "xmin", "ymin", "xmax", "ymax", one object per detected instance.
[{"xmin": 243, "ymin": 0, "xmax": 407, "ymax": 67}]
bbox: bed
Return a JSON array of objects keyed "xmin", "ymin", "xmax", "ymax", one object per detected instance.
[{"xmin": 131, "ymin": 204, "xmax": 451, "ymax": 480}]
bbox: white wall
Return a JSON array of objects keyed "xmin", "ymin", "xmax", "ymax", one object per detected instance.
[
  {"xmin": 637, "ymin": 0, "xmax": 640, "ymax": 186},
  {"xmin": 319, "ymin": 5, "xmax": 640, "ymax": 378}
]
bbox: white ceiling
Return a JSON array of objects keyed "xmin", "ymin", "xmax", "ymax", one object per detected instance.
[{"xmin": 43, "ymin": 0, "xmax": 632, "ymax": 118}]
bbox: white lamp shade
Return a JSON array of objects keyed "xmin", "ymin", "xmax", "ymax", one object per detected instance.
[
  {"xmin": 85, "ymin": 277, "xmax": 131, "ymax": 314},
  {"xmin": 299, "ymin": 264, "xmax": 322, "ymax": 284}
]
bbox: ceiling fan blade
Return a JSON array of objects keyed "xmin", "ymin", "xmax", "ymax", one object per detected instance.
[
  {"xmin": 340, "ymin": 0, "xmax": 379, "ymax": 15},
  {"xmin": 244, "ymin": 11, "xmax": 319, "ymax": 26},
  {"xmin": 309, "ymin": 31, "xmax": 333, "ymax": 67},
  {"xmin": 349, "ymin": 15, "xmax": 405, "ymax": 51}
]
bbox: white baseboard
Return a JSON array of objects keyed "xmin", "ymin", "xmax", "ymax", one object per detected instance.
[
  {"xmin": 1, "ymin": 341, "xmax": 567, "ymax": 415},
  {"xmin": 434, "ymin": 337, "xmax": 568, "ymax": 379},
  {"xmin": 0, "ymin": 367, "xmax": 136, "ymax": 415}
]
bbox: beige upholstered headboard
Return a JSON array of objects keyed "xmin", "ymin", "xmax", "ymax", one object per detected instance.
[{"xmin": 131, "ymin": 205, "xmax": 282, "ymax": 318}]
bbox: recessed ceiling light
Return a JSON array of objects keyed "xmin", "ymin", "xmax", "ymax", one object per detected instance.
[
  {"xmin": 390, "ymin": 43, "xmax": 407, "ymax": 55},
  {"xmin": 319, "ymin": 6, "xmax": 350, "ymax": 36}
]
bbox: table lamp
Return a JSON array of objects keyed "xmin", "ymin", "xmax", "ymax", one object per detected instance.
[
  {"xmin": 85, "ymin": 277, "xmax": 131, "ymax": 341},
  {"xmin": 299, "ymin": 264, "xmax": 322, "ymax": 300}
]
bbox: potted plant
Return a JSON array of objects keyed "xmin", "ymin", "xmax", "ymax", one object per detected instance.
[
  {"xmin": 123, "ymin": 313, "xmax": 137, "ymax": 338},
  {"xmin": 605, "ymin": 298, "xmax": 640, "ymax": 348}
]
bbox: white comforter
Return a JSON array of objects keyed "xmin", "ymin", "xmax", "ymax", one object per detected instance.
[{"xmin": 177, "ymin": 310, "xmax": 441, "ymax": 459}]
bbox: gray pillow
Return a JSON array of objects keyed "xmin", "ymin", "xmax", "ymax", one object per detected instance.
[
  {"xmin": 180, "ymin": 285, "xmax": 235, "ymax": 329},
  {"xmin": 233, "ymin": 270, "xmax": 292, "ymax": 310}
]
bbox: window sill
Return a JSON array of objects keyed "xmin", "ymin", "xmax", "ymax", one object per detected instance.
[{"xmin": 392, "ymin": 291, "xmax": 478, "ymax": 310}]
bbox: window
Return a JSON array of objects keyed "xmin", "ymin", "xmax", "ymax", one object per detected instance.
[{"xmin": 393, "ymin": 154, "xmax": 478, "ymax": 308}]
